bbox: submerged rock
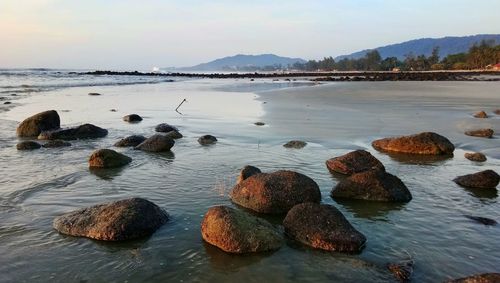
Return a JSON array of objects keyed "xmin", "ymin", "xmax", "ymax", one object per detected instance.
[
  {"xmin": 453, "ymin": 170, "xmax": 499, "ymax": 189},
  {"xmin": 283, "ymin": 203, "xmax": 366, "ymax": 253},
  {"xmin": 473, "ymin": 111, "xmax": 488, "ymax": 118},
  {"xmin": 372, "ymin": 132, "xmax": 454, "ymax": 155},
  {"xmin": 53, "ymin": 198, "xmax": 168, "ymax": 241},
  {"xmin": 123, "ymin": 114, "xmax": 142, "ymax": 123},
  {"xmin": 165, "ymin": 130, "xmax": 183, "ymax": 139},
  {"xmin": 88, "ymin": 149, "xmax": 132, "ymax": 168},
  {"xmin": 38, "ymin": 124, "xmax": 108, "ymax": 140},
  {"xmin": 114, "ymin": 135, "xmax": 147, "ymax": 147},
  {"xmin": 236, "ymin": 165, "xmax": 262, "ymax": 184},
  {"xmin": 155, "ymin": 123, "xmax": 178, "ymax": 133},
  {"xmin": 135, "ymin": 134, "xmax": 174, "ymax": 152},
  {"xmin": 16, "ymin": 141, "xmax": 42, "ymax": 150},
  {"xmin": 230, "ymin": 170, "xmax": 321, "ymax": 214},
  {"xmin": 201, "ymin": 205, "xmax": 283, "ymax": 253},
  {"xmin": 198, "ymin": 135, "xmax": 217, "ymax": 145},
  {"xmin": 283, "ymin": 140, "xmax": 307, "ymax": 149},
  {"xmin": 465, "ymin": 129, "xmax": 494, "ymax": 138},
  {"xmin": 464, "ymin": 152, "xmax": 487, "ymax": 162},
  {"xmin": 16, "ymin": 110, "xmax": 60, "ymax": 137},
  {"xmin": 331, "ymin": 169, "xmax": 412, "ymax": 202},
  {"xmin": 464, "ymin": 215, "xmax": 497, "ymax": 226},
  {"xmin": 387, "ymin": 258, "xmax": 414, "ymax": 283},
  {"xmin": 42, "ymin": 140, "xmax": 71, "ymax": 148},
  {"xmin": 326, "ymin": 149, "xmax": 385, "ymax": 175},
  {"xmin": 445, "ymin": 273, "xmax": 500, "ymax": 283}
]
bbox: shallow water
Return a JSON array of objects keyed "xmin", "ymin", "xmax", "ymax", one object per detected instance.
[{"xmin": 0, "ymin": 78, "xmax": 499, "ymax": 282}]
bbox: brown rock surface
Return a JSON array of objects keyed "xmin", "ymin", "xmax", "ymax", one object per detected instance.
[
  {"xmin": 326, "ymin": 149, "xmax": 385, "ymax": 175},
  {"xmin": 372, "ymin": 132, "xmax": 454, "ymax": 155}
]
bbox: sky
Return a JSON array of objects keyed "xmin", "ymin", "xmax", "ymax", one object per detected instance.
[{"xmin": 1, "ymin": 0, "xmax": 499, "ymax": 69}]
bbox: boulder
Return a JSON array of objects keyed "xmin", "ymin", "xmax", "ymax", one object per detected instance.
[
  {"xmin": 283, "ymin": 140, "xmax": 307, "ymax": 149},
  {"xmin": 135, "ymin": 134, "xmax": 175, "ymax": 152},
  {"xmin": 16, "ymin": 110, "xmax": 60, "ymax": 137},
  {"xmin": 123, "ymin": 114, "xmax": 142, "ymax": 123},
  {"xmin": 53, "ymin": 198, "xmax": 168, "ymax": 241},
  {"xmin": 165, "ymin": 130, "xmax": 183, "ymax": 139},
  {"xmin": 198, "ymin": 135, "xmax": 217, "ymax": 145},
  {"xmin": 473, "ymin": 111, "xmax": 488, "ymax": 118},
  {"xmin": 114, "ymin": 135, "xmax": 146, "ymax": 147},
  {"xmin": 331, "ymin": 169, "xmax": 412, "ymax": 202},
  {"xmin": 201, "ymin": 205, "xmax": 283, "ymax": 253},
  {"xmin": 155, "ymin": 123, "xmax": 178, "ymax": 133},
  {"xmin": 283, "ymin": 203, "xmax": 366, "ymax": 253},
  {"xmin": 445, "ymin": 273, "xmax": 500, "ymax": 283},
  {"xmin": 230, "ymin": 170, "xmax": 321, "ymax": 214},
  {"xmin": 464, "ymin": 152, "xmax": 487, "ymax": 162},
  {"xmin": 88, "ymin": 149, "xmax": 132, "ymax": 168},
  {"xmin": 236, "ymin": 165, "xmax": 262, "ymax": 184},
  {"xmin": 453, "ymin": 170, "xmax": 499, "ymax": 189},
  {"xmin": 465, "ymin": 129, "xmax": 494, "ymax": 138},
  {"xmin": 42, "ymin": 140, "xmax": 71, "ymax": 148},
  {"xmin": 16, "ymin": 141, "xmax": 41, "ymax": 150},
  {"xmin": 38, "ymin": 124, "xmax": 108, "ymax": 140},
  {"xmin": 372, "ymin": 132, "xmax": 454, "ymax": 155},
  {"xmin": 326, "ymin": 150, "xmax": 385, "ymax": 175}
]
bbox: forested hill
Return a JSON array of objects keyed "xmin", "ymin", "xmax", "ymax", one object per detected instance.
[{"xmin": 336, "ymin": 34, "xmax": 500, "ymax": 60}]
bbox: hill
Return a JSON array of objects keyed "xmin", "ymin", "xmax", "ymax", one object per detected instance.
[{"xmin": 335, "ymin": 34, "xmax": 500, "ymax": 61}]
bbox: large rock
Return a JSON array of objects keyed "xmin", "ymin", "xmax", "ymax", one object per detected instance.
[
  {"xmin": 16, "ymin": 110, "xmax": 60, "ymax": 137},
  {"xmin": 372, "ymin": 132, "xmax": 454, "ymax": 155},
  {"xmin": 283, "ymin": 203, "xmax": 366, "ymax": 253},
  {"xmin": 16, "ymin": 141, "xmax": 41, "ymax": 150},
  {"xmin": 123, "ymin": 114, "xmax": 142, "ymax": 123},
  {"xmin": 38, "ymin": 124, "xmax": 108, "ymax": 140},
  {"xmin": 42, "ymin": 140, "xmax": 71, "ymax": 148},
  {"xmin": 230, "ymin": 170, "xmax": 321, "ymax": 214},
  {"xmin": 88, "ymin": 149, "xmax": 132, "ymax": 168},
  {"xmin": 331, "ymin": 169, "xmax": 412, "ymax": 202},
  {"xmin": 114, "ymin": 135, "xmax": 146, "ymax": 147},
  {"xmin": 465, "ymin": 129, "xmax": 494, "ymax": 138},
  {"xmin": 473, "ymin": 111, "xmax": 488, "ymax": 118},
  {"xmin": 201, "ymin": 205, "xmax": 283, "ymax": 253},
  {"xmin": 53, "ymin": 198, "xmax": 168, "ymax": 241},
  {"xmin": 155, "ymin": 123, "xmax": 178, "ymax": 133},
  {"xmin": 283, "ymin": 140, "xmax": 307, "ymax": 149},
  {"xmin": 236, "ymin": 165, "xmax": 262, "ymax": 184},
  {"xmin": 464, "ymin": 152, "xmax": 487, "ymax": 162},
  {"xmin": 198, "ymin": 135, "xmax": 217, "ymax": 145},
  {"xmin": 326, "ymin": 150, "xmax": 385, "ymax": 175},
  {"xmin": 445, "ymin": 273, "xmax": 500, "ymax": 283},
  {"xmin": 453, "ymin": 170, "xmax": 499, "ymax": 189},
  {"xmin": 135, "ymin": 134, "xmax": 175, "ymax": 152}
]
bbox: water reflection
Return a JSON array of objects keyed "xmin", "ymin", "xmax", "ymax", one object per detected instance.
[
  {"xmin": 462, "ymin": 186, "xmax": 498, "ymax": 200},
  {"xmin": 333, "ymin": 199, "xmax": 405, "ymax": 221},
  {"xmin": 383, "ymin": 152, "xmax": 454, "ymax": 165},
  {"xmin": 203, "ymin": 241, "xmax": 273, "ymax": 272},
  {"xmin": 89, "ymin": 166, "xmax": 127, "ymax": 180}
]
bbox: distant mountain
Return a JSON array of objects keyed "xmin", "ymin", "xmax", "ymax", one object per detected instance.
[
  {"xmin": 335, "ymin": 34, "xmax": 500, "ymax": 61},
  {"xmin": 169, "ymin": 54, "xmax": 306, "ymax": 71}
]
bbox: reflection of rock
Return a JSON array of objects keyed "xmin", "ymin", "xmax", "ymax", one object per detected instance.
[
  {"xmin": 326, "ymin": 150, "xmax": 384, "ymax": 175},
  {"xmin": 114, "ymin": 135, "xmax": 146, "ymax": 147},
  {"xmin": 372, "ymin": 132, "xmax": 454, "ymax": 155},
  {"xmin": 283, "ymin": 140, "xmax": 307, "ymax": 149},
  {"xmin": 230, "ymin": 170, "xmax": 321, "ymax": 214},
  {"xmin": 463, "ymin": 187, "xmax": 498, "ymax": 199},
  {"xmin": 236, "ymin": 165, "xmax": 261, "ymax": 184},
  {"xmin": 201, "ymin": 205, "xmax": 283, "ymax": 253},
  {"xmin": 464, "ymin": 152, "xmax": 487, "ymax": 162},
  {"xmin": 473, "ymin": 111, "xmax": 488, "ymax": 118},
  {"xmin": 283, "ymin": 203, "xmax": 366, "ymax": 253},
  {"xmin": 453, "ymin": 170, "xmax": 499, "ymax": 189},
  {"xmin": 445, "ymin": 273, "xmax": 500, "ymax": 283},
  {"xmin": 384, "ymin": 152, "xmax": 453, "ymax": 165},
  {"xmin": 464, "ymin": 215, "xmax": 497, "ymax": 226},
  {"xmin": 16, "ymin": 141, "xmax": 42, "ymax": 150},
  {"xmin": 203, "ymin": 241, "xmax": 269, "ymax": 272},
  {"xmin": 135, "ymin": 134, "xmax": 175, "ymax": 152},
  {"xmin": 464, "ymin": 129, "xmax": 494, "ymax": 138},
  {"xmin": 198, "ymin": 135, "xmax": 217, "ymax": 145},
  {"xmin": 42, "ymin": 140, "xmax": 71, "ymax": 148},
  {"xmin": 333, "ymin": 198, "xmax": 404, "ymax": 220},
  {"xmin": 88, "ymin": 149, "xmax": 132, "ymax": 169},
  {"xmin": 16, "ymin": 110, "xmax": 60, "ymax": 137},
  {"xmin": 53, "ymin": 198, "xmax": 169, "ymax": 241},
  {"xmin": 89, "ymin": 166, "xmax": 127, "ymax": 180}
]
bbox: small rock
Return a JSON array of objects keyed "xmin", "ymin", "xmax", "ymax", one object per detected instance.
[
  {"xmin": 38, "ymin": 124, "xmax": 108, "ymax": 140},
  {"xmin": 88, "ymin": 92, "xmax": 101, "ymax": 96},
  {"xmin": 372, "ymin": 132, "xmax": 454, "ymax": 155},
  {"xmin": 123, "ymin": 114, "xmax": 142, "ymax": 123},
  {"xmin": 473, "ymin": 111, "xmax": 488, "ymax": 118},
  {"xmin": 16, "ymin": 110, "xmax": 61, "ymax": 137},
  {"xmin": 42, "ymin": 140, "xmax": 71, "ymax": 148},
  {"xmin": 16, "ymin": 141, "xmax": 42, "ymax": 150},
  {"xmin": 53, "ymin": 198, "xmax": 168, "ymax": 241},
  {"xmin": 201, "ymin": 205, "xmax": 283, "ymax": 253},
  {"xmin": 465, "ymin": 129, "xmax": 494, "ymax": 138},
  {"xmin": 237, "ymin": 165, "xmax": 261, "ymax": 184},
  {"xmin": 10, "ymin": 93, "xmax": 17, "ymax": 96},
  {"xmin": 464, "ymin": 152, "xmax": 487, "ymax": 162},
  {"xmin": 3, "ymin": 101, "xmax": 11, "ymax": 105},
  {"xmin": 155, "ymin": 123, "xmax": 178, "ymax": 133},
  {"xmin": 198, "ymin": 135, "xmax": 217, "ymax": 145},
  {"xmin": 331, "ymin": 169, "xmax": 412, "ymax": 202},
  {"xmin": 464, "ymin": 215, "xmax": 497, "ymax": 226},
  {"xmin": 326, "ymin": 150, "xmax": 385, "ymax": 175},
  {"xmin": 387, "ymin": 259, "xmax": 414, "ymax": 283},
  {"xmin": 114, "ymin": 135, "xmax": 147, "ymax": 147},
  {"xmin": 283, "ymin": 203, "xmax": 366, "ymax": 252},
  {"xmin": 110, "ymin": 109, "xmax": 117, "ymax": 112},
  {"xmin": 135, "ymin": 134, "xmax": 175, "ymax": 152},
  {"xmin": 88, "ymin": 149, "xmax": 132, "ymax": 168},
  {"xmin": 254, "ymin": 122, "xmax": 265, "ymax": 126},
  {"xmin": 165, "ymin": 130, "xmax": 183, "ymax": 139},
  {"xmin": 445, "ymin": 273, "xmax": 500, "ymax": 283},
  {"xmin": 283, "ymin": 140, "xmax": 307, "ymax": 149},
  {"xmin": 453, "ymin": 170, "xmax": 500, "ymax": 189},
  {"xmin": 230, "ymin": 170, "xmax": 321, "ymax": 214}
]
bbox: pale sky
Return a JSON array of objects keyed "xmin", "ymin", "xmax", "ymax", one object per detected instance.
[{"xmin": 1, "ymin": 0, "xmax": 499, "ymax": 69}]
